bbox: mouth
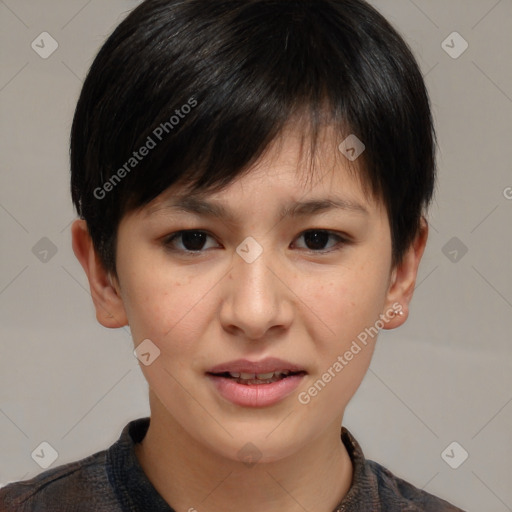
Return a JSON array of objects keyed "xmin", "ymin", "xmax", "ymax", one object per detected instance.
[
  {"xmin": 206, "ymin": 369, "xmax": 307, "ymax": 385},
  {"xmin": 205, "ymin": 358, "xmax": 307, "ymax": 407}
]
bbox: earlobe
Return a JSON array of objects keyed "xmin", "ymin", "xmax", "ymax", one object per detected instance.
[
  {"xmin": 71, "ymin": 219, "xmax": 128, "ymax": 328},
  {"xmin": 382, "ymin": 217, "xmax": 429, "ymax": 330}
]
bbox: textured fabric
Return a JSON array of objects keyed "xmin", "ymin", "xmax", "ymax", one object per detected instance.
[{"xmin": 1, "ymin": 417, "xmax": 464, "ymax": 511}]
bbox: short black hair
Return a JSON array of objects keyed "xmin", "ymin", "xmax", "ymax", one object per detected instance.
[{"xmin": 70, "ymin": 0, "xmax": 437, "ymax": 275}]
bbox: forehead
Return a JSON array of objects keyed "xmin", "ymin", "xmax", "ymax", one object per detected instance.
[{"xmin": 145, "ymin": 123, "xmax": 380, "ymax": 218}]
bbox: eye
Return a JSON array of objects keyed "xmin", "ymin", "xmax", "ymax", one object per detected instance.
[
  {"xmin": 163, "ymin": 229, "xmax": 349, "ymax": 255},
  {"xmin": 163, "ymin": 230, "xmax": 220, "ymax": 252},
  {"xmin": 292, "ymin": 230, "xmax": 348, "ymax": 252}
]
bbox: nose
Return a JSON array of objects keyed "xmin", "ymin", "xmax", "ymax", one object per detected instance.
[{"xmin": 219, "ymin": 244, "xmax": 294, "ymax": 340}]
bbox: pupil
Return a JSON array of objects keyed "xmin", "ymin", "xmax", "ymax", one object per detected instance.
[
  {"xmin": 304, "ymin": 231, "xmax": 328, "ymax": 250},
  {"xmin": 182, "ymin": 232, "xmax": 206, "ymax": 251}
]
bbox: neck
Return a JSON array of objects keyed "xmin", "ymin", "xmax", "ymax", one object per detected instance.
[{"xmin": 134, "ymin": 394, "xmax": 353, "ymax": 512}]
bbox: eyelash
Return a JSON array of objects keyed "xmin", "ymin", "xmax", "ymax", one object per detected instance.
[{"xmin": 162, "ymin": 229, "xmax": 350, "ymax": 255}]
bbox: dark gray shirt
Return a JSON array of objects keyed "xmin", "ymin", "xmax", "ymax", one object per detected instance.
[{"xmin": 1, "ymin": 417, "xmax": 464, "ymax": 511}]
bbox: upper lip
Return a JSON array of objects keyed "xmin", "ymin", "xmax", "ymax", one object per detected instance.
[{"xmin": 207, "ymin": 357, "xmax": 306, "ymax": 375}]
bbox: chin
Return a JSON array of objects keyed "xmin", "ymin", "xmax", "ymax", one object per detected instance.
[{"xmin": 208, "ymin": 428, "xmax": 307, "ymax": 467}]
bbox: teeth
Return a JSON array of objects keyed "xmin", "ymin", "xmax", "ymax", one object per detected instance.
[
  {"xmin": 256, "ymin": 372, "xmax": 275, "ymax": 380},
  {"xmin": 228, "ymin": 370, "xmax": 292, "ymax": 380}
]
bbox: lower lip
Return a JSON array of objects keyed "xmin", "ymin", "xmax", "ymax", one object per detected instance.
[{"xmin": 207, "ymin": 373, "xmax": 305, "ymax": 408}]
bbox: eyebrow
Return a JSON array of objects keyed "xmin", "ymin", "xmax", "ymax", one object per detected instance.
[{"xmin": 149, "ymin": 195, "xmax": 368, "ymax": 223}]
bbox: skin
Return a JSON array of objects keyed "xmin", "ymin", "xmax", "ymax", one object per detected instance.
[{"xmin": 72, "ymin": 125, "xmax": 428, "ymax": 512}]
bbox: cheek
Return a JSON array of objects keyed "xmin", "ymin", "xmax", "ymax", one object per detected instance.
[
  {"xmin": 120, "ymin": 266, "xmax": 215, "ymax": 355},
  {"xmin": 121, "ymin": 280, "xmax": 171, "ymax": 342},
  {"xmin": 296, "ymin": 263, "xmax": 386, "ymax": 414},
  {"xmin": 304, "ymin": 260, "xmax": 390, "ymax": 346}
]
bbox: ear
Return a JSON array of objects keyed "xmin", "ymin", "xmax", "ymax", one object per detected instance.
[
  {"xmin": 382, "ymin": 217, "xmax": 429, "ymax": 330},
  {"xmin": 71, "ymin": 219, "xmax": 128, "ymax": 329}
]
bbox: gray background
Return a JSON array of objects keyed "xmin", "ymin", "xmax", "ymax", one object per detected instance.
[{"xmin": 1, "ymin": 1, "xmax": 511, "ymax": 510}]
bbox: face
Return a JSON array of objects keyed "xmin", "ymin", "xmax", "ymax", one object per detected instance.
[{"xmin": 75, "ymin": 126, "xmax": 423, "ymax": 464}]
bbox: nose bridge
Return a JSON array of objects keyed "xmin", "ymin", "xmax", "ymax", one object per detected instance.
[
  {"xmin": 234, "ymin": 239, "xmax": 278, "ymax": 311},
  {"xmin": 221, "ymin": 237, "xmax": 291, "ymax": 338}
]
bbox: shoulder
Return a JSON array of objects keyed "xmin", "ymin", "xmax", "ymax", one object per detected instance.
[
  {"xmin": 365, "ymin": 459, "xmax": 465, "ymax": 511},
  {"xmin": 0, "ymin": 449, "xmax": 120, "ymax": 512},
  {"xmin": 339, "ymin": 427, "xmax": 465, "ymax": 511}
]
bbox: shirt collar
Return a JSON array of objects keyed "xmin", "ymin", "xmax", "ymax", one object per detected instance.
[
  {"xmin": 107, "ymin": 417, "xmax": 174, "ymax": 511},
  {"xmin": 335, "ymin": 427, "xmax": 381, "ymax": 511}
]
